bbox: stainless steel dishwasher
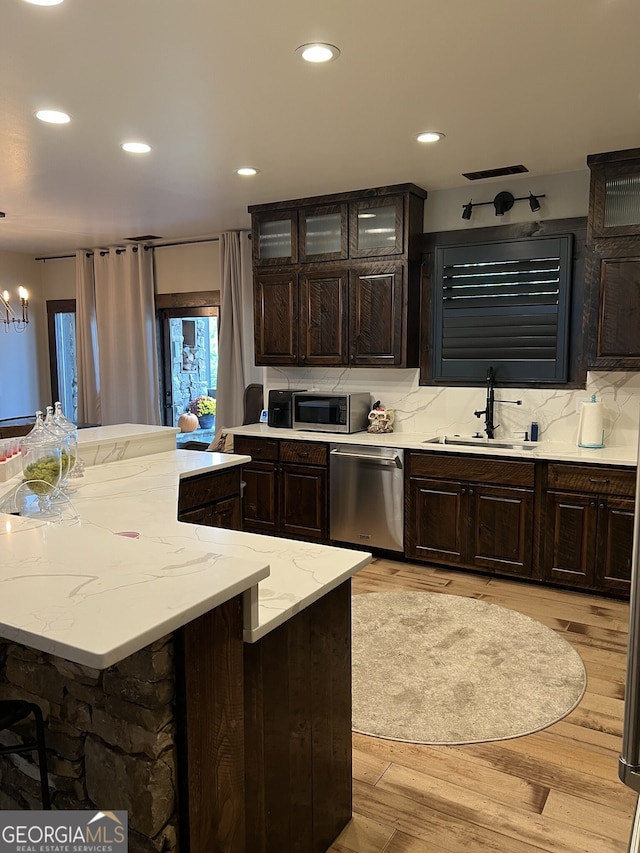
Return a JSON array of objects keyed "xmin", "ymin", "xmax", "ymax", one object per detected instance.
[{"xmin": 329, "ymin": 444, "xmax": 404, "ymax": 553}]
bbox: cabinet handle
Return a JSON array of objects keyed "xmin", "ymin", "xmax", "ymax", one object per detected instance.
[
  {"xmin": 461, "ymin": 487, "xmax": 467, "ymax": 495},
  {"xmin": 469, "ymin": 487, "xmax": 474, "ymax": 495},
  {"xmin": 589, "ymin": 477, "xmax": 610, "ymax": 484},
  {"xmin": 590, "ymin": 500, "xmax": 596, "ymax": 508},
  {"xmin": 599, "ymin": 502, "xmax": 605, "ymax": 509}
]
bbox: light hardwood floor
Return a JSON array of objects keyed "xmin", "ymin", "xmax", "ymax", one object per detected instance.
[{"xmin": 328, "ymin": 558, "xmax": 636, "ymax": 853}]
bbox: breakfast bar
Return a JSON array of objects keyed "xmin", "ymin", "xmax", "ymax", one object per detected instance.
[{"xmin": 0, "ymin": 427, "xmax": 371, "ymax": 853}]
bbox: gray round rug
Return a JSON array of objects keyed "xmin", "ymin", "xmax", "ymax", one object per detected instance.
[{"xmin": 352, "ymin": 591, "xmax": 587, "ymax": 745}]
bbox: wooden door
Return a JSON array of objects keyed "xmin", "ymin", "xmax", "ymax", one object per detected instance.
[
  {"xmin": 595, "ymin": 253, "xmax": 640, "ymax": 365},
  {"xmin": 241, "ymin": 462, "xmax": 278, "ymax": 534},
  {"xmin": 299, "ymin": 269, "xmax": 348, "ymax": 366},
  {"xmin": 254, "ymin": 272, "xmax": 298, "ymax": 365},
  {"xmin": 543, "ymin": 490, "xmax": 597, "ymax": 588},
  {"xmin": 280, "ymin": 463, "xmax": 327, "ymax": 541},
  {"xmin": 349, "ymin": 263, "xmax": 404, "ymax": 366},
  {"xmin": 595, "ymin": 495, "xmax": 634, "ymax": 594},
  {"xmin": 406, "ymin": 477, "xmax": 465, "ymax": 566},
  {"xmin": 469, "ymin": 484, "xmax": 534, "ymax": 577}
]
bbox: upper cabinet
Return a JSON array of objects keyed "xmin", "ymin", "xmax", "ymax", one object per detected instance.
[
  {"xmin": 299, "ymin": 204, "xmax": 348, "ymax": 263},
  {"xmin": 254, "ymin": 210, "xmax": 298, "ymax": 266},
  {"xmin": 587, "ymin": 148, "xmax": 640, "ymax": 240},
  {"xmin": 586, "ymin": 148, "xmax": 640, "ymax": 370},
  {"xmin": 250, "ymin": 184, "xmax": 426, "ymax": 368}
]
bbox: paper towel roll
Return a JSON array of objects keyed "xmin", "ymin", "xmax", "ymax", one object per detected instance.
[{"xmin": 577, "ymin": 397, "xmax": 605, "ymax": 448}]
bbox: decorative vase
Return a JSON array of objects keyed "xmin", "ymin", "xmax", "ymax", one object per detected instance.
[{"xmin": 198, "ymin": 414, "xmax": 214, "ymax": 430}]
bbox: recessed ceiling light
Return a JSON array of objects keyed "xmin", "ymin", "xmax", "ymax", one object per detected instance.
[
  {"xmin": 34, "ymin": 109, "xmax": 71, "ymax": 124},
  {"xmin": 24, "ymin": 0, "xmax": 64, "ymax": 5},
  {"xmin": 235, "ymin": 167, "xmax": 259, "ymax": 176},
  {"xmin": 121, "ymin": 142, "xmax": 152, "ymax": 154},
  {"xmin": 296, "ymin": 43, "xmax": 340, "ymax": 63},
  {"xmin": 416, "ymin": 131, "xmax": 445, "ymax": 144}
]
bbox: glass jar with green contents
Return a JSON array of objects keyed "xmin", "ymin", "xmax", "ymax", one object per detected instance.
[{"xmin": 21, "ymin": 411, "xmax": 62, "ymax": 518}]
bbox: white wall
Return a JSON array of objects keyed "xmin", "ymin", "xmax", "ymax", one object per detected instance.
[
  {"xmin": 154, "ymin": 241, "xmax": 220, "ymax": 294},
  {"xmin": 0, "ymin": 252, "xmax": 45, "ymax": 420},
  {"xmin": 423, "ymin": 170, "xmax": 590, "ymax": 232}
]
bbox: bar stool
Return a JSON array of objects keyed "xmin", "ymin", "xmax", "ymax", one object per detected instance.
[{"xmin": 0, "ymin": 700, "xmax": 51, "ymax": 808}]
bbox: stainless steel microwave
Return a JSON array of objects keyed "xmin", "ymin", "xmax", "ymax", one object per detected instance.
[{"xmin": 292, "ymin": 392, "xmax": 371, "ymax": 433}]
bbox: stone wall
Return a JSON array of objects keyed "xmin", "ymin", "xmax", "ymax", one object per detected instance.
[
  {"xmin": 0, "ymin": 637, "xmax": 179, "ymax": 853},
  {"xmin": 169, "ymin": 317, "xmax": 214, "ymax": 426}
]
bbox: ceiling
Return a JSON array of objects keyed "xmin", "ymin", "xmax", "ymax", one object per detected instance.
[{"xmin": 2, "ymin": 0, "xmax": 639, "ymax": 255}]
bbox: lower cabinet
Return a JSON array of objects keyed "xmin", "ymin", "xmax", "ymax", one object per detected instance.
[
  {"xmin": 405, "ymin": 452, "xmax": 535, "ymax": 579},
  {"xmin": 234, "ymin": 437, "xmax": 328, "ymax": 541},
  {"xmin": 543, "ymin": 463, "xmax": 635, "ymax": 595},
  {"xmin": 177, "ymin": 467, "xmax": 243, "ymax": 530}
]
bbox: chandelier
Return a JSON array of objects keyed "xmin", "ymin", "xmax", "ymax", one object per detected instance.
[{"xmin": 1, "ymin": 287, "xmax": 29, "ymax": 332}]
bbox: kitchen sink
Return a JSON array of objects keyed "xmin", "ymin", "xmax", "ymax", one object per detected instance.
[{"xmin": 423, "ymin": 435, "xmax": 536, "ymax": 451}]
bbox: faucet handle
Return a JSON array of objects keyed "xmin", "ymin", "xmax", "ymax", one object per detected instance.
[{"xmin": 513, "ymin": 430, "xmax": 529, "ymax": 442}]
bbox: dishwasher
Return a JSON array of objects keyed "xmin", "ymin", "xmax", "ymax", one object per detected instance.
[{"xmin": 329, "ymin": 443, "xmax": 404, "ymax": 553}]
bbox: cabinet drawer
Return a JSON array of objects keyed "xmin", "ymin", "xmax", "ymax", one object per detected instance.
[
  {"xmin": 547, "ymin": 463, "xmax": 636, "ymax": 496},
  {"xmin": 407, "ymin": 452, "xmax": 535, "ymax": 487},
  {"xmin": 179, "ymin": 497, "xmax": 241, "ymax": 530},
  {"xmin": 234, "ymin": 436, "xmax": 279, "ymax": 461},
  {"xmin": 178, "ymin": 468, "xmax": 241, "ymax": 513},
  {"xmin": 280, "ymin": 441, "xmax": 327, "ymax": 466}
]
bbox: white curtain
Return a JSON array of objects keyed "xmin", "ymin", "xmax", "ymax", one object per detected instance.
[
  {"xmin": 215, "ymin": 232, "xmax": 262, "ymax": 434},
  {"xmin": 75, "ymin": 251, "xmax": 100, "ymax": 425},
  {"xmin": 76, "ymin": 246, "xmax": 161, "ymax": 426}
]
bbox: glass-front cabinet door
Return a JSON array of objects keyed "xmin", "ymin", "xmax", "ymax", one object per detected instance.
[
  {"xmin": 253, "ymin": 210, "xmax": 298, "ymax": 265},
  {"xmin": 588, "ymin": 150, "xmax": 640, "ymax": 239},
  {"xmin": 349, "ymin": 196, "xmax": 404, "ymax": 258},
  {"xmin": 299, "ymin": 204, "xmax": 347, "ymax": 262}
]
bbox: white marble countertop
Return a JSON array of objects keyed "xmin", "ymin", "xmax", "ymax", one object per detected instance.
[
  {"xmin": 0, "ymin": 448, "xmax": 371, "ymax": 667},
  {"xmin": 229, "ymin": 424, "xmax": 638, "ymax": 467}
]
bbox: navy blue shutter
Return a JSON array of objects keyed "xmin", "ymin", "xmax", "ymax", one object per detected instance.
[{"xmin": 432, "ymin": 236, "xmax": 573, "ymax": 383}]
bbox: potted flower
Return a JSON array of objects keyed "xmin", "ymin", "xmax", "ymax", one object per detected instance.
[{"xmin": 188, "ymin": 395, "xmax": 216, "ymax": 429}]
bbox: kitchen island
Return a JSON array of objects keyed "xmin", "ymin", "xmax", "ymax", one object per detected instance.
[{"xmin": 0, "ymin": 428, "xmax": 371, "ymax": 853}]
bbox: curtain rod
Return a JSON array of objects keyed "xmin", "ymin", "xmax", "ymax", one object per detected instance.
[{"xmin": 34, "ymin": 231, "xmax": 251, "ymax": 262}]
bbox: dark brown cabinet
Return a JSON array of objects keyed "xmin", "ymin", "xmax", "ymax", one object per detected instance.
[
  {"xmin": 299, "ymin": 268, "xmax": 348, "ymax": 366},
  {"xmin": 543, "ymin": 463, "xmax": 635, "ymax": 595},
  {"xmin": 586, "ymin": 148, "xmax": 640, "ymax": 369},
  {"xmin": 177, "ymin": 467, "xmax": 243, "ymax": 530},
  {"xmin": 235, "ymin": 437, "xmax": 328, "ymax": 542},
  {"xmin": 254, "ymin": 271, "xmax": 299, "ymax": 365},
  {"xmin": 250, "ymin": 184, "xmax": 426, "ymax": 368},
  {"xmin": 405, "ymin": 452, "xmax": 535, "ymax": 579}
]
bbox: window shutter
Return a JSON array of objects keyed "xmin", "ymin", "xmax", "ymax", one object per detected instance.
[{"xmin": 432, "ymin": 236, "xmax": 573, "ymax": 383}]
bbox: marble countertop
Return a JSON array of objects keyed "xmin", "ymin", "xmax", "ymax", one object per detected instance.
[
  {"xmin": 229, "ymin": 424, "xmax": 638, "ymax": 467},
  {"xmin": 0, "ymin": 448, "xmax": 371, "ymax": 667}
]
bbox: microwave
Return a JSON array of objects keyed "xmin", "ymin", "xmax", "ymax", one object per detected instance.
[
  {"xmin": 292, "ymin": 392, "xmax": 371, "ymax": 434},
  {"xmin": 267, "ymin": 389, "xmax": 307, "ymax": 429}
]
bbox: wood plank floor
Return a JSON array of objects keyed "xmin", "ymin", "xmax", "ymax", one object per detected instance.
[{"xmin": 327, "ymin": 558, "xmax": 637, "ymax": 853}]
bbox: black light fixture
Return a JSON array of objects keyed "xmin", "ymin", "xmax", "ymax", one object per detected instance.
[
  {"xmin": 493, "ymin": 191, "xmax": 515, "ymax": 216},
  {"xmin": 461, "ymin": 190, "xmax": 545, "ymax": 220}
]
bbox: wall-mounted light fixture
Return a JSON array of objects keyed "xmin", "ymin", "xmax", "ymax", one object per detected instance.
[
  {"xmin": 1, "ymin": 288, "xmax": 29, "ymax": 332},
  {"xmin": 461, "ymin": 191, "xmax": 545, "ymax": 220}
]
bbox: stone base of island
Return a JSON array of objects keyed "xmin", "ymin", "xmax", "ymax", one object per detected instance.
[{"xmin": 0, "ymin": 425, "xmax": 371, "ymax": 853}]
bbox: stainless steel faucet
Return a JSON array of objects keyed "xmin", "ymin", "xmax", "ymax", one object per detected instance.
[{"xmin": 474, "ymin": 366, "xmax": 522, "ymax": 439}]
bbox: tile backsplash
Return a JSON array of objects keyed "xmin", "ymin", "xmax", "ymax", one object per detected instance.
[{"xmin": 265, "ymin": 368, "xmax": 640, "ymax": 448}]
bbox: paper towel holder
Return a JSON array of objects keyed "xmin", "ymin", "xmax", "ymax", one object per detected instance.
[{"xmin": 577, "ymin": 393, "xmax": 605, "ymax": 449}]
